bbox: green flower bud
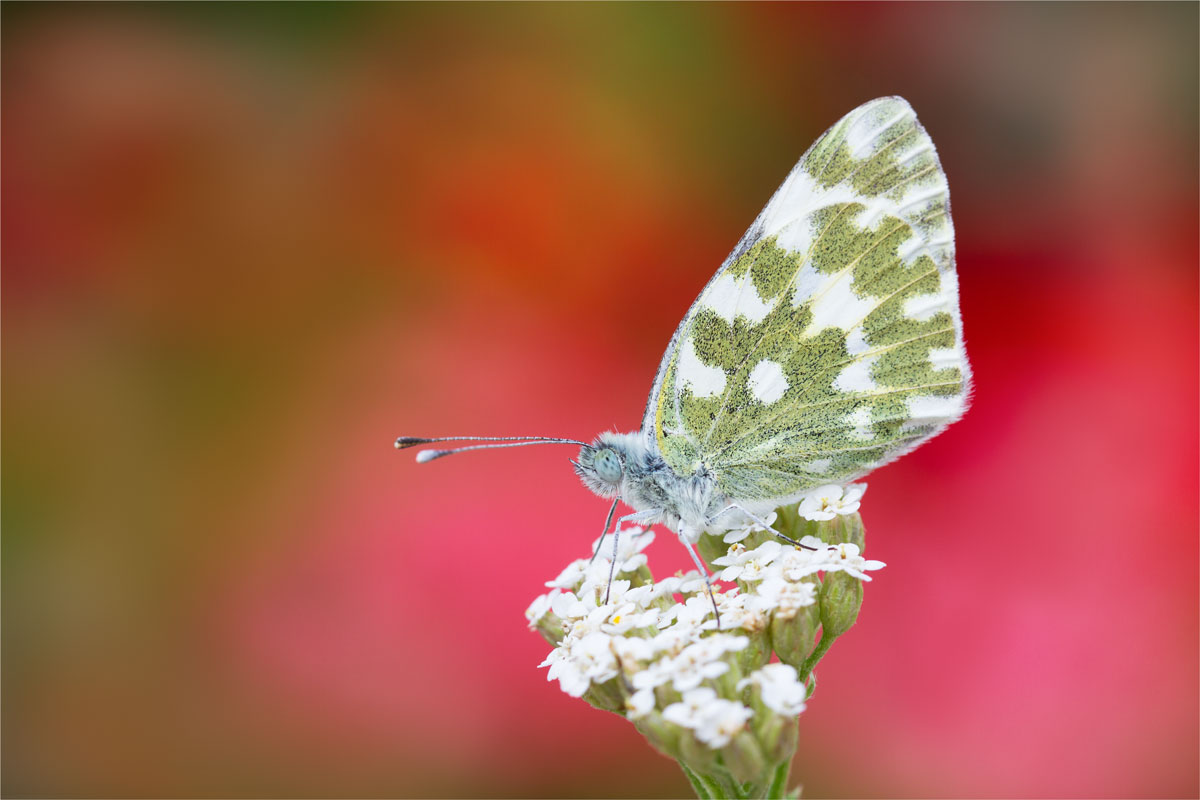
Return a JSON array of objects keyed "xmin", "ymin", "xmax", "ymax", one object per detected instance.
[
  {"xmin": 722, "ymin": 730, "xmax": 768, "ymax": 785},
  {"xmin": 755, "ymin": 711, "xmax": 799, "ymax": 766},
  {"xmin": 772, "ymin": 503, "xmax": 822, "ymax": 544},
  {"xmin": 735, "ymin": 632, "xmax": 771, "ymax": 674},
  {"xmin": 769, "ymin": 601, "xmax": 820, "ymax": 670},
  {"xmin": 714, "ymin": 656, "xmax": 746, "ymax": 699},
  {"xmin": 634, "ymin": 711, "xmax": 682, "ymax": 760},
  {"xmin": 532, "ymin": 613, "xmax": 565, "ymax": 646},
  {"xmin": 582, "ymin": 677, "xmax": 625, "ymax": 713},
  {"xmin": 677, "ymin": 729, "xmax": 719, "ymax": 775},
  {"xmin": 629, "ymin": 564, "xmax": 655, "ymax": 587},
  {"xmin": 696, "ymin": 531, "xmax": 727, "ymax": 568},
  {"xmin": 818, "ymin": 512, "xmax": 865, "ymax": 549},
  {"xmin": 818, "ymin": 571, "xmax": 863, "ymax": 637}
]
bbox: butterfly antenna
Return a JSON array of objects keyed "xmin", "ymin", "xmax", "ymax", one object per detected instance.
[{"xmin": 395, "ymin": 435, "xmax": 586, "ymax": 463}]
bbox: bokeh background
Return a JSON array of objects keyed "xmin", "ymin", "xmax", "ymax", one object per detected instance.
[{"xmin": 3, "ymin": 3, "xmax": 1197, "ymax": 798}]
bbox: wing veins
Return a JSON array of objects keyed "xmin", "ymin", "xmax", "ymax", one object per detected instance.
[
  {"xmin": 884, "ymin": 164, "xmax": 941, "ymax": 202},
  {"xmin": 785, "ymin": 325, "xmax": 955, "ymax": 395},
  {"xmin": 719, "ymin": 433, "xmax": 929, "ymax": 467},
  {"xmin": 709, "ymin": 379, "xmax": 961, "ymax": 462}
]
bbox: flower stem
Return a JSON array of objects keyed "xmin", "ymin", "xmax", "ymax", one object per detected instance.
[
  {"xmin": 679, "ymin": 761, "xmax": 721, "ymax": 799},
  {"xmin": 766, "ymin": 759, "xmax": 792, "ymax": 799},
  {"xmin": 799, "ymin": 630, "xmax": 838, "ymax": 685}
]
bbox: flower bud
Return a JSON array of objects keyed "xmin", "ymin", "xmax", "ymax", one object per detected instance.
[
  {"xmin": 696, "ymin": 531, "xmax": 726, "ymax": 568},
  {"xmin": 677, "ymin": 729, "xmax": 719, "ymax": 775},
  {"xmin": 634, "ymin": 711, "xmax": 683, "ymax": 760},
  {"xmin": 756, "ymin": 711, "xmax": 799, "ymax": 765},
  {"xmin": 582, "ymin": 677, "xmax": 625, "ymax": 713},
  {"xmin": 818, "ymin": 512, "xmax": 865, "ymax": 549},
  {"xmin": 818, "ymin": 571, "xmax": 863, "ymax": 637},
  {"xmin": 769, "ymin": 601, "xmax": 819, "ymax": 670},
  {"xmin": 772, "ymin": 503, "xmax": 822, "ymax": 544},
  {"xmin": 723, "ymin": 730, "xmax": 768, "ymax": 785},
  {"xmin": 735, "ymin": 634, "xmax": 770, "ymax": 675},
  {"xmin": 525, "ymin": 593, "xmax": 566, "ymax": 646}
]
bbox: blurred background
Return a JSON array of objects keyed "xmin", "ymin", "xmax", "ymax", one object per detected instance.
[{"xmin": 3, "ymin": 3, "xmax": 1197, "ymax": 798}]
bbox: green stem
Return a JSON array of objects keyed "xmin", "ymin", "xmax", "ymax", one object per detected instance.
[
  {"xmin": 713, "ymin": 771, "xmax": 744, "ymax": 799},
  {"xmin": 766, "ymin": 759, "xmax": 792, "ymax": 799},
  {"xmin": 679, "ymin": 761, "xmax": 723, "ymax": 799},
  {"xmin": 799, "ymin": 630, "xmax": 837, "ymax": 684},
  {"xmin": 681, "ymin": 762, "xmax": 734, "ymax": 800}
]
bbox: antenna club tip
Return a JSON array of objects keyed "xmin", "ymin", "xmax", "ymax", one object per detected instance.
[
  {"xmin": 415, "ymin": 449, "xmax": 443, "ymax": 464},
  {"xmin": 395, "ymin": 436, "xmax": 431, "ymax": 450}
]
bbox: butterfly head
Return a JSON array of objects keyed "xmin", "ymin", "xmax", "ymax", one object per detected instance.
[{"xmin": 573, "ymin": 432, "xmax": 636, "ymax": 498}]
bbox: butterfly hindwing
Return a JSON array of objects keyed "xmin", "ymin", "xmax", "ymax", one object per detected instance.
[{"xmin": 645, "ymin": 97, "xmax": 971, "ymax": 503}]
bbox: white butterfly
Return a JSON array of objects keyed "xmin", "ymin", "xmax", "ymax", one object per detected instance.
[{"xmin": 398, "ymin": 97, "xmax": 971, "ymax": 615}]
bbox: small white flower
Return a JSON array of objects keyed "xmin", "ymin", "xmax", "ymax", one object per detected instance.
[
  {"xmin": 587, "ymin": 527, "xmax": 655, "ymax": 573},
  {"xmin": 662, "ymin": 593, "xmax": 719, "ymax": 631},
  {"xmin": 612, "ymin": 635, "xmax": 657, "ymax": 667},
  {"xmin": 648, "ymin": 620, "xmax": 700, "ymax": 660},
  {"xmin": 663, "ymin": 687, "xmax": 718, "ymax": 728},
  {"xmin": 677, "ymin": 570, "xmax": 710, "ymax": 594},
  {"xmin": 692, "ymin": 699, "xmax": 753, "ymax": 748},
  {"xmin": 575, "ymin": 631, "xmax": 619, "ymax": 681},
  {"xmin": 626, "ymin": 688, "xmax": 656, "ymax": 720},
  {"xmin": 714, "ymin": 540, "xmax": 783, "ymax": 582},
  {"xmin": 739, "ymin": 663, "xmax": 808, "ymax": 716},
  {"xmin": 703, "ymin": 590, "xmax": 773, "ymax": 632},
  {"xmin": 549, "ymin": 531, "xmax": 656, "ymax": 594},
  {"xmin": 621, "ymin": 584, "xmax": 657, "ymax": 609},
  {"xmin": 755, "ymin": 577, "xmax": 817, "ymax": 619},
  {"xmin": 663, "ymin": 646, "xmax": 732, "ymax": 692},
  {"xmin": 817, "ymin": 542, "xmax": 886, "ymax": 581},
  {"xmin": 722, "ymin": 511, "xmax": 779, "ymax": 543},
  {"xmin": 550, "ymin": 590, "xmax": 588, "ymax": 621},
  {"xmin": 525, "ymin": 590, "xmax": 559, "ymax": 628},
  {"xmin": 630, "ymin": 658, "xmax": 673, "ymax": 692},
  {"xmin": 648, "ymin": 575, "xmax": 684, "ymax": 601},
  {"xmin": 797, "ymin": 483, "xmax": 867, "ymax": 521},
  {"xmin": 546, "ymin": 559, "xmax": 590, "ymax": 590},
  {"xmin": 602, "ymin": 603, "xmax": 661, "ymax": 635},
  {"xmin": 773, "ymin": 541, "xmax": 832, "ymax": 581},
  {"xmin": 540, "ymin": 646, "xmax": 588, "ymax": 697},
  {"xmin": 577, "ymin": 571, "xmax": 637, "ymax": 603}
]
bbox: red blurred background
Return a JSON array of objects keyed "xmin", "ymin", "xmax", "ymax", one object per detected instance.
[{"xmin": 3, "ymin": 4, "xmax": 1197, "ymax": 797}]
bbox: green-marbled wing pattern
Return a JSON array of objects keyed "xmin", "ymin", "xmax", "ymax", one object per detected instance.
[{"xmin": 643, "ymin": 97, "xmax": 971, "ymax": 503}]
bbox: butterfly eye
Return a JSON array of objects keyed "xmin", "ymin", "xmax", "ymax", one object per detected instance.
[{"xmin": 593, "ymin": 448, "xmax": 623, "ymax": 483}]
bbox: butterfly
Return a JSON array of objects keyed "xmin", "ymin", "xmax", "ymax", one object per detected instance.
[{"xmin": 397, "ymin": 97, "xmax": 971, "ymax": 617}]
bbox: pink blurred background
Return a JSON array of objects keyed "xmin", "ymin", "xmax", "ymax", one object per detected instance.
[{"xmin": 3, "ymin": 4, "xmax": 1197, "ymax": 797}]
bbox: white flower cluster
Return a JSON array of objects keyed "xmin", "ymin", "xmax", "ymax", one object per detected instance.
[
  {"xmin": 526, "ymin": 502, "xmax": 885, "ymax": 758},
  {"xmin": 713, "ymin": 538, "xmax": 885, "ymax": 585}
]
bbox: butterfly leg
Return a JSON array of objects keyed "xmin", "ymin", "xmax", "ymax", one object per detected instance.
[
  {"xmin": 587, "ymin": 498, "xmax": 621, "ymax": 568},
  {"xmin": 601, "ymin": 510, "xmax": 659, "ymax": 604},
  {"xmin": 676, "ymin": 526, "xmax": 722, "ymax": 629},
  {"xmin": 709, "ymin": 504, "xmax": 819, "ymax": 551}
]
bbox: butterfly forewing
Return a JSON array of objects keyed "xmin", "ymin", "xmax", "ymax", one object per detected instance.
[{"xmin": 646, "ymin": 97, "xmax": 971, "ymax": 503}]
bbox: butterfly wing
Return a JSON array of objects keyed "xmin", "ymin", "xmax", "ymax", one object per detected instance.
[{"xmin": 644, "ymin": 96, "xmax": 971, "ymax": 503}]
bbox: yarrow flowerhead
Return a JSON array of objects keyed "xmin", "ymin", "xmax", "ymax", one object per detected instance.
[{"xmin": 525, "ymin": 487, "xmax": 885, "ymax": 796}]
